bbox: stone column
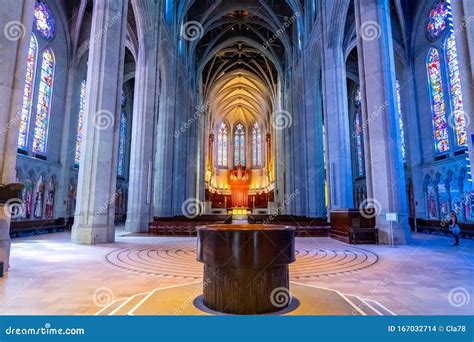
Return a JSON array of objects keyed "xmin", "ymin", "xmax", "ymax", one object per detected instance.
[
  {"xmin": 71, "ymin": 0, "xmax": 128, "ymax": 244},
  {"xmin": 125, "ymin": 30, "xmax": 158, "ymax": 233},
  {"xmin": 355, "ymin": 0, "xmax": 409, "ymax": 244},
  {"xmin": 320, "ymin": 1, "xmax": 354, "ymax": 210},
  {"xmin": 0, "ymin": 1, "xmax": 34, "ymax": 272}
]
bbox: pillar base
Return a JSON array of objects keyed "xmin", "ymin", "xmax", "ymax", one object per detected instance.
[
  {"xmin": 71, "ymin": 224, "xmax": 115, "ymax": 245},
  {"xmin": 125, "ymin": 213, "xmax": 150, "ymax": 233}
]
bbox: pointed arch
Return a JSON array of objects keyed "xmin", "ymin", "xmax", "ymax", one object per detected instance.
[
  {"xmin": 74, "ymin": 79, "xmax": 87, "ymax": 166},
  {"xmin": 233, "ymin": 122, "xmax": 246, "ymax": 167},
  {"xmin": 18, "ymin": 34, "xmax": 38, "ymax": 150},
  {"xmin": 445, "ymin": 33, "xmax": 467, "ymax": 147},
  {"xmin": 32, "ymin": 47, "xmax": 55, "ymax": 154},
  {"xmin": 217, "ymin": 122, "xmax": 228, "ymax": 167},
  {"xmin": 252, "ymin": 122, "xmax": 262, "ymax": 167},
  {"xmin": 427, "ymin": 47, "xmax": 449, "ymax": 153}
]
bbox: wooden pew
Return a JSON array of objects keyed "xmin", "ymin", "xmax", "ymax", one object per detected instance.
[
  {"xmin": 247, "ymin": 214, "xmax": 330, "ymax": 237},
  {"xmin": 10, "ymin": 218, "xmax": 67, "ymax": 238},
  {"xmin": 149, "ymin": 215, "xmax": 232, "ymax": 236},
  {"xmin": 414, "ymin": 218, "xmax": 474, "ymax": 239},
  {"xmin": 329, "ymin": 209, "xmax": 378, "ymax": 244}
]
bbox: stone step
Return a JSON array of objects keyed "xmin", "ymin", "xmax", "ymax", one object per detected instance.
[
  {"xmin": 365, "ymin": 299, "xmax": 396, "ymax": 316},
  {"xmin": 342, "ymin": 294, "xmax": 382, "ymax": 315},
  {"xmin": 95, "ymin": 298, "xmax": 128, "ymax": 316},
  {"xmin": 110, "ymin": 293, "xmax": 150, "ymax": 315}
]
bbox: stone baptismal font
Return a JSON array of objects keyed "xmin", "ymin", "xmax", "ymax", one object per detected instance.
[{"xmin": 196, "ymin": 224, "xmax": 296, "ymax": 315}]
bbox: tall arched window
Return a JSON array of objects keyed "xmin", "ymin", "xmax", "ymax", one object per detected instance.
[
  {"xmin": 75, "ymin": 79, "xmax": 87, "ymax": 166},
  {"xmin": 395, "ymin": 80, "xmax": 406, "ymax": 161},
  {"xmin": 354, "ymin": 111, "xmax": 365, "ymax": 177},
  {"xmin": 445, "ymin": 33, "xmax": 467, "ymax": 147},
  {"xmin": 234, "ymin": 123, "xmax": 246, "ymax": 167},
  {"xmin": 217, "ymin": 123, "xmax": 228, "ymax": 167},
  {"xmin": 32, "ymin": 48, "xmax": 55, "ymax": 154},
  {"xmin": 117, "ymin": 111, "xmax": 127, "ymax": 177},
  {"xmin": 117, "ymin": 89, "xmax": 127, "ymax": 177},
  {"xmin": 353, "ymin": 86, "xmax": 364, "ymax": 176},
  {"xmin": 427, "ymin": 48, "xmax": 449, "ymax": 153},
  {"xmin": 18, "ymin": 34, "xmax": 38, "ymax": 150},
  {"xmin": 252, "ymin": 122, "xmax": 262, "ymax": 167}
]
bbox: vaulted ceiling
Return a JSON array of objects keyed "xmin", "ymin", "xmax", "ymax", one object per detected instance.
[{"xmin": 179, "ymin": 0, "xmax": 302, "ymax": 129}]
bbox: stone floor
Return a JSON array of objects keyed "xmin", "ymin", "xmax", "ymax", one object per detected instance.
[{"xmin": 0, "ymin": 230, "xmax": 472, "ymax": 315}]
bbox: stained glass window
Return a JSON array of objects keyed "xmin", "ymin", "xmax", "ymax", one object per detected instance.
[
  {"xmin": 75, "ymin": 79, "xmax": 87, "ymax": 166},
  {"xmin": 32, "ymin": 48, "xmax": 55, "ymax": 154},
  {"xmin": 34, "ymin": 1, "xmax": 55, "ymax": 41},
  {"xmin": 395, "ymin": 80, "xmax": 407, "ymax": 161},
  {"xmin": 426, "ymin": 0, "xmax": 448, "ymax": 41},
  {"xmin": 252, "ymin": 122, "xmax": 262, "ymax": 167},
  {"xmin": 354, "ymin": 111, "xmax": 364, "ymax": 176},
  {"xmin": 117, "ymin": 111, "xmax": 127, "ymax": 177},
  {"xmin": 234, "ymin": 123, "xmax": 246, "ymax": 167},
  {"xmin": 17, "ymin": 34, "xmax": 38, "ymax": 150},
  {"xmin": 446, "ymin": 34, "xmax": 467, "ymax": 147},
  {"xmin": 354, "ymin": 86, "xmax": 361, "ymax": 107},
  {"xmin": 427, "ymin": 48, "xmax": 449, "ymax": 153},
  {"xmin": 217, "ymin": 123, "xmax": 228, "ymax": 167}
]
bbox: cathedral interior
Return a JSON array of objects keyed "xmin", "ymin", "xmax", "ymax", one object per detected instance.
[{"xmin": 0, "ymin": 0, "xmax": 473, "ymax": 317}]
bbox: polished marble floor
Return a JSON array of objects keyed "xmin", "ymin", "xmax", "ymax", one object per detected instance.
[{"xmin": 0, "ymin": 229, "xmax": 472, "ymax": 315}]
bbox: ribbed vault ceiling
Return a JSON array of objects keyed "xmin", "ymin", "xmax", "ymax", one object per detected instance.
[{"xmin": 179, "ymin": 0, "xmax": 301, "ymax": 129}]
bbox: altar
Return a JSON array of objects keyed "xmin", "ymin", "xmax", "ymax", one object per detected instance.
[{"xmin": 229, "ymin": 164, "xmax": 249, "ymax": 208}]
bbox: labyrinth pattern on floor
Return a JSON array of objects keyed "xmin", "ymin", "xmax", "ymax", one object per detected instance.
[{"xmin": 104, "ymin": 242, "xmax": 379, "ymax": 279}]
